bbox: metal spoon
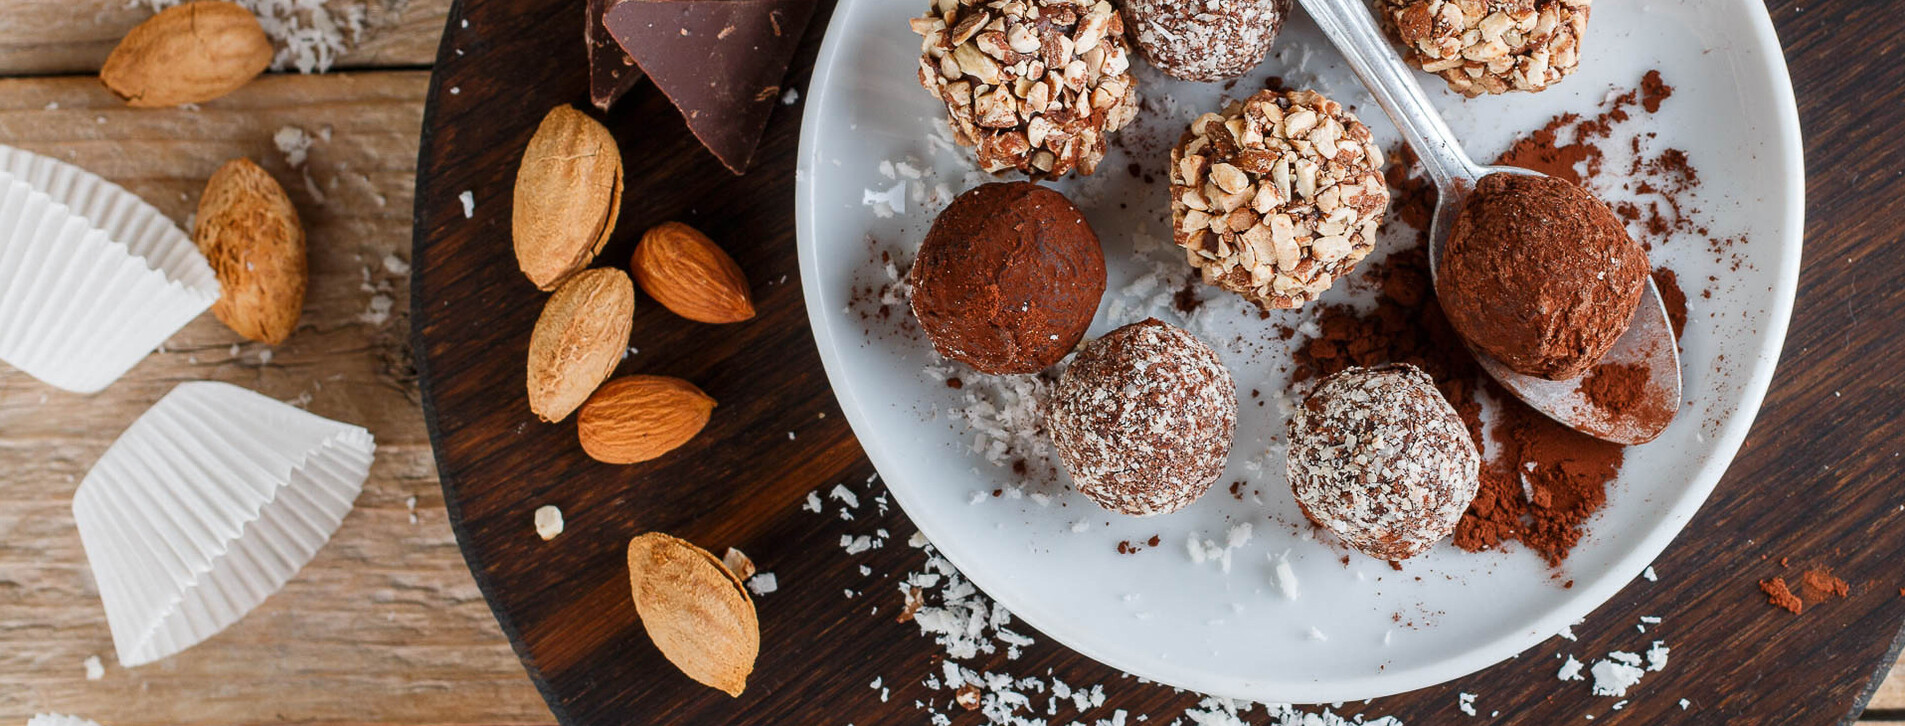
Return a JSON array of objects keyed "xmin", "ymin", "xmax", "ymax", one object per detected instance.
[{"xmin": 1297, "ymin": 0, "xmax": 1681, "ymax": 445}]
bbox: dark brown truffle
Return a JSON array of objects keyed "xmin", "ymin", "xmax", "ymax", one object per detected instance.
[
  {"xmin": 1438, "ymin": 173, "xmax": 1647, "ymax": 380},
  {"xmin": 909, "ymin": 182, "xmax": 1107, "ymax": 374},
  {"xmin": 1125, "ymin": 0, "xmax": 1290, "ymax": 82},
  {"xmin": 1286, "ymin": 364, "xmax": 1479, "ymax": 561},
  {"xmin": 1048, "ymin": 319, "xmax": 1236, "ymax": 516}
]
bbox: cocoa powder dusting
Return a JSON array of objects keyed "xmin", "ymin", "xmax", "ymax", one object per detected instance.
[
  {"xmin": 1581, "ymin": 362, "xmax": 1649, "ymax": 416},
  {"xmin": 1652, "ymin": 269, "xmax": 1689, "ymax": 340},
  {"xmin": 1800, "ymin": 568, "xmax": 1850, "ymax": 600},
  {"xmin": 1761, "ymin": 577, "xmax": 1803, "ymax": 614}
]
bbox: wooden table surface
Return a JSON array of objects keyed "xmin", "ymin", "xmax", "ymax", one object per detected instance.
[{"xmin": 0, "ymin": 0, "xmax": 1900, "ymax": 724}]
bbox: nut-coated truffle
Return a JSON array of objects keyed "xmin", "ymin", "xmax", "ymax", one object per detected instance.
[
  {"xmin": 1377, "ymin": 0, "xmax": 1590, "ymax": 96},
  {"xmin": 909, "ymin": 0, "xmax": 1140, "ymax": 178},
  {"xmin": 1286, "ymin": 364, "xmax": 1479, "ymax": 561},
  {"xmin": 1169, "ymin": 89, "xmax": 1390, "ymax": 309},
  {"xmin": 1124, "ymin": 0, "xmax": 1291, "ymax": 82},
  {"xmin": 1437, "ymin": 172, "xmax": 1647, "ymax": 381},
  {"xmin": 909, "ymin": 182, "xmax": 1107, "ymax": 374},
  {"xmin": 1048, "ymin": 319, "xmax": 1236, "ymax": 516}
]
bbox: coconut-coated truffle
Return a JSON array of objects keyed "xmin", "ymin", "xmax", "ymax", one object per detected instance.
[
  {"xmin": 1286, "ymin": 364, "xmax": 1479, "ymax": 561},
  {"xmin": 1048, "ymin": 319, "xmax": 1236, "ymax": 516},
  {"xmin": 1124, "ymin": 0, "xmax": 1291, "ymax": 82}
]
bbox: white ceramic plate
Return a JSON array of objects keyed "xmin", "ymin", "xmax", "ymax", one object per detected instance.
[{"xmin": 797, "ymin": 0, "xmax": 1801, "ymax": 703}]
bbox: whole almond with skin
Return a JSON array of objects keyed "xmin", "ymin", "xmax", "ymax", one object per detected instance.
[
  {"xmin": 627, "ymin": 533, "xmax": 758, "ymax": 696},
  {"xmin": 101, "ymin": 2, "xmax": 272, "ymax": 108},
  {"xmin": 514, "ymin": 105, "xmax": 624, "ymax": 290},
  {"xmin": 632, "ymin": 222, "xmax": 755, "ymax": 324},
  {"xmin": 195, "ymin": 158, "xmax": 305, "ymax": 344},
  {"xmin": 577, "ymin": 376, "xmax": 715, "ymax": 464},
  {"xmin": 526, "ymin": 268, "xmax": 635, "ymax": 422}
]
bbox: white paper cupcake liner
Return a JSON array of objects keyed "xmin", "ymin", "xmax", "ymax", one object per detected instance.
[
  {"xmin": 72, "ymin": 381, "xmax": 376, "ymax": 668},
  {"xmin": 0, "ymin": 145, "xmax": 218, "ymax": 394}
]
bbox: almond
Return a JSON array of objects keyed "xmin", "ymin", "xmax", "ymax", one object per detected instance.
[
  {"xmin": 100, "ymin": 2, "xmax": 272, "ymax": 108},
  {"xmin": 577, "ymin": 375, "xmax": 715, "ymax": 464},
  {"xmin": 632, "ymin": 222, "xmax": 755, "ymax": 324},
  {"xmin": 626, "ymin": 532, "xmax": 758, "ymax": 696},
  {"xmin": 194, "ymin": 157, "xmax": 305, "ymax": 344},
  {"xmin": 514, "ymin": 105, "xmax": 624, "ymax": 290},
  {"xmin": 526, "ymin": 268, "xmax": 634, "ymax": 422}
]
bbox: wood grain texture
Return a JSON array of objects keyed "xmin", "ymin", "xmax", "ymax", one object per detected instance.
[
  {"xmin": 0, "ymin": 72, "xmax": 548, "ymax": 725},
  {"xmin": 0, "ymin": 0, "xmax": 450, "ymax": 76},
  {"xmin": 410, "ymin": 0, "xmax": 1905, "ymax": 725}
]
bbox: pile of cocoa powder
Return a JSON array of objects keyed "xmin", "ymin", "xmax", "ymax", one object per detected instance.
[{"xmin": 1291, "ymin": 72, "xmax": 1699, "ymax": 568}]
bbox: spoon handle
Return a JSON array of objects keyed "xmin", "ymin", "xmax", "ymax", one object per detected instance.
[{"xmin": 1296, "ymin": 0, "xmax": 1480, "ymax": 192}]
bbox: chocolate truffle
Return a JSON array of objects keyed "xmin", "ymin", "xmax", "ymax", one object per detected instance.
[
  {"xmin": 909, "ymin": 0, "xmax": 1140, "ymax": 178},
  {"xmin": 1124, "ymin": 0, "xmax": 1290, "ymax": 82},
  {"xmin": 1048, "ymin": 319, "xmax": 1236, "ymax": 516},
  {"xmin": 1170, "ymin": 89, "xmax": 1390, "ymax": 309},
  {"xmin": 1286, "ymin": 364, "xmax": 1479, "ymax": 561},
  {"xmin": 1438, "ymin": 172, "xmax": 1647, "ymax": 381},
  {"xmin": 909, "ymin": 182, "xmax": 1107, "ymax": 374},
  {"xmin": 1376, "ymin": 0, "xmax": 1590, "ymax": 96}
]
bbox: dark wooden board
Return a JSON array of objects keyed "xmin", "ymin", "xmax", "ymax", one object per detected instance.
[{"xmin": 409, "ymin": 0, "xmax": 1905, "ymax": 723}]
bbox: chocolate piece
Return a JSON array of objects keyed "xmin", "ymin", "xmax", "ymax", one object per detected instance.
[
  {"xmin": 604, "ymin": 0, "xmax": 819, "ymax": 174},
  {"xmin": 1048, "ymin": 319, "xmax": 1236, "ymax": 517},
  {"xmin": 908, "ymin": 182, "xmax": 1106, "ymax": 375},
  {"xmin": 1437, "ymin": 172, "xmax": 1646, "ymax": 380},
  {"xmin": 1286, "ymin": 364, "xmax": 1479, "ymax": 561},
  {"xmin": 589, "ymin": 0, "xmax": 646, "ymax": 111}
]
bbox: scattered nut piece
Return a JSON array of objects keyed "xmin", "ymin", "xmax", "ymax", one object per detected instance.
[
  {"xmin": 526, "ymin": 268, "xmax": 635, "ymax": 422},
  {"xmin": 627, "ymin": 532, "xmax": 759, "ymax": 697},
  {"xmin": 194, "ymin": 157, "xmax": 306, "ymax": 344},
  {"xmin": 534, "ymin": 505, "xmax": 564, "ymax": 541},
  {"xmin": 1168, "ymin": 89, "xmax": 1389, "ymax": 309},
  {"xmin": 1377, "ymin": 0, "xmax": 1590, "ymax": 96},
  {"xmin": 722, "ymin": 548, "xmax": 756, "ymax": 580},
  {"xmin": 577, "ymin": 375, "xmax": 716, "ymax": 464},
  {"xmin": 910, "ymin": 0, "xmax": 1140, "ymax": 178},
  {"xmin": 955, "ymin": 684, "xmax": 983, "ymax": 710},
  {"xmin": 100, "ymin": 1, "xmax": 272, "ymax": 107},
  {"xmin": 632, "ymin": 222, "xmax": 755, "ymax": 324},
  {"xmin": 513, "ymin": 105, "xmax": 624, "ymax": 290}
]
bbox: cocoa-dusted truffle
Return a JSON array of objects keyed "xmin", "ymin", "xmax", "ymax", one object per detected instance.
[
  {"xmin": 909, "ymin": 182, "xmax": 1107, "ymax": 374},
  {"xmin": 1438, "ymin": 172, "xmax": 1646, "ymax": 381},
  {"xmin": 909, "ymin": 0, "xmax": 1140, "ymax": 178},
  {"xmin": 1048, "ymin": 319, "xmax": 1236, "ymax": 516},
  {"xmin": 1376, "ymin": 0, "xmax": 1590, "ymax": 96},
  {"xmin": 1286, "ymin": 364, "xmax": 1479, "ymax": 561},
  {"xmin": 1124, "ymin": 0, "xmax": 1290, "ymax": 82},
  {"xmin": 1170, "ymin": 89, "xmax": 1390, "ymax": 309}
]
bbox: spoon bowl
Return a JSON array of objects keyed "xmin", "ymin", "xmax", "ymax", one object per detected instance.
[{"xmin": 1300, "ymin": 0, "xmax": 1681, "ymax": 444}]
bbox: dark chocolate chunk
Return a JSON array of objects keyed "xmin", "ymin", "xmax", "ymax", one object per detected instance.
[
  {"xmin": 604, "ymin": 0, "xmax": 818, "ymax": 174},
  {"xmin": 589, "ymin": 0, "xmax": 647, "ymax": 111}
]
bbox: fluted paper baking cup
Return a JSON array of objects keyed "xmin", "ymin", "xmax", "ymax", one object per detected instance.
[
  {"xmin": 72, "ymin": 381, "xmax": 375, "ymax": 667},
  {"xmin": 0, "ymin": 145, "xmax": 218, "ymax": 394}
]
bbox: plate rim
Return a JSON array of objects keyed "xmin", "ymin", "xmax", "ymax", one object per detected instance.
[{"xmin": 795, "ymin": 0, "xmax": 1805, "ymax": 703}]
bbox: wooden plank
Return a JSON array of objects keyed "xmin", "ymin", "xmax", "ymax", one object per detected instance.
[
  {"xmin": 0, "ymin": 73, "xmax": 550, "ymax": 725},
  {"xmin": 409, "ymin": 0, "xmax": 1905, "ymax": 724},
  {"xmin": 0, "ymin": 0, "xmax": 452, "ymax": 77}
]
